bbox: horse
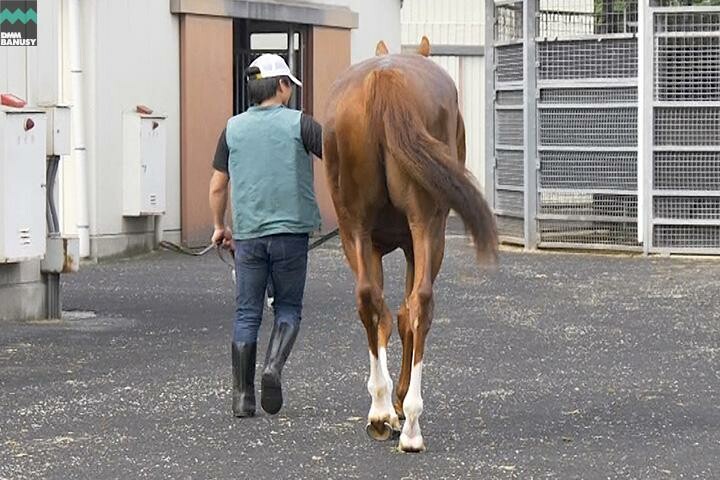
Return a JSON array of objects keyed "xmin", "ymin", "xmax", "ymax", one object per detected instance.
[{"xmin": 322, "ymin": 37, "xmax": 498, "ymax": 452}]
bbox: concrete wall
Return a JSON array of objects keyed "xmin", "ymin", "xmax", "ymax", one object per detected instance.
[{"xmin": 0, "ymin": 261, "xmax": 46, "ymax": 322}]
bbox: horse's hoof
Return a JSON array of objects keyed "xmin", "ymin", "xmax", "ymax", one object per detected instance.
[
  {"xmin": 366, "ymin": 421, "xmax": 396, "ymax": 441},
  {"xmin": 398, "ymin": 433, "xmax": 426, "ymax": 453}
]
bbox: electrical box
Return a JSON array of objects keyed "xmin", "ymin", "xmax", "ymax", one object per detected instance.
[
  {"xmin": 45, "ymin": 106, "xmax": 71, "ymax": 156},
  {"xmin": 123, "ymin": 112, "xmax": 167, "ymax": 216},
  {"xmin": 0, "ymin": 108, "xmax": 47, "ymax": 263}
]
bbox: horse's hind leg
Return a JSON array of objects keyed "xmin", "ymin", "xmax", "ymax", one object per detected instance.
[
  {"xmin": 353, "ymin": 240, "xmax": 400, "ymax": 440},
  {"xmin": 326, "ymin": 107, "xmax": 398, "ymax": 440},
  {"xmin": 394, "ymin": 249, "xmax": 414, "ymax": 420},
  {"xmin": 398, "ymin": 209, "xmax": 447, "ymax": 453}
]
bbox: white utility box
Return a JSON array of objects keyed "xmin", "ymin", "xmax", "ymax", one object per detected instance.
[
  {"xmin": 45, "ymin": 106, "xmax": 71, "ymax": 156},
  {"xmin": 123, "ymin": 112, "xmax": 167, "ymax": 216},
  {"xmin": 0, "ymin": 108, "xmax": 47, "ymax": 263}
]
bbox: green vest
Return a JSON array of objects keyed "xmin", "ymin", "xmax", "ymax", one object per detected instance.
[{"xmin": 226, "ymin": 105, "xmax": 321, "ymax": 240}]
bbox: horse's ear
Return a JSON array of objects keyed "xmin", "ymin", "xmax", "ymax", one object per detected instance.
[
  {"xmin": 418, "ymin": 36, "xmax": 431, "ymax": 57},
  {"xmin": 375, "ymin": 40, "xmax": 389, "ymax": 56}
]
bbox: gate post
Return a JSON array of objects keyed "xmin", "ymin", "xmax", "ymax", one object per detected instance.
[
  {"xmin": 484, "ymin": 0, "xmax": 496, "ymax": 212},
  {"xmin": 638, "ymin": 0, "xmax": 654, "ymax": 255},
  {"xmin": 523, "ymin": 0, "xmax": 539, "ymax": 249}
]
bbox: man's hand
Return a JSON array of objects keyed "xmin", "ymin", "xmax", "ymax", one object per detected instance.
[{"xmin": 212, "ymin": 226, "xmax": 234, "ymax": 251}]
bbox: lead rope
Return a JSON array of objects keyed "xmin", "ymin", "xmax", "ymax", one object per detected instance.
[{"xmin": 158, "ymin": 228, "xmax": 340, "ymax": 284}]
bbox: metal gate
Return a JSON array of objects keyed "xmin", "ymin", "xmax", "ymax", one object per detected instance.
[
  {"xmin": 486, "ymin": 1, "xmax": 528, "ymax": 244},
  {"xmin": 646, "ymin": 3, "xmax": 720, "ymax": 254},
  {"xmin": 486, "ymin": 0, "xmax": 720, "ymax": 254}
]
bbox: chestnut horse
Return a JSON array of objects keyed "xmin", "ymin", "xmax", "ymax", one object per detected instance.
[{"xmin": 322, "ymin": 38, "xmax": 498, "ymax": 452}]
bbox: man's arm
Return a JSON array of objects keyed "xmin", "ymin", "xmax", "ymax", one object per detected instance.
[
  {"xmin": 210, "ymin": 129, "xmax": 233, "ymax": 248},
  {"xmin": 300, "ymin": 114, "xmax": 323, "ymax": 159},
  {"xmin": 209, "ymin": 170, "xmax": 233, "ymax": 249},
  {"xmin": 209, "ymin": 170, "xmax": 229, "ymax": 230}
]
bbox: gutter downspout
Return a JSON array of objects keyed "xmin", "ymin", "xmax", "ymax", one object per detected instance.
[{"xmin": 69, "ymin": 0, "xmax": 90, "ymax": 257}]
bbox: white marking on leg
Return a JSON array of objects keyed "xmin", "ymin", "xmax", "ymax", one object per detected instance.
[
  {"xmin": 399, "ymin": 359, "xmax": 424, "ymax": 451},
  {"xmin": 378, "ymin": 347, "xmax": 399, "ymax": 429},
  {"xmin": 367, "ymin": 348, "xmax": 399, "ymax": 430}
]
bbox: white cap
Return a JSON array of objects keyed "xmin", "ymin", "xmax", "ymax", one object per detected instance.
[{"xmin": 248, "ymin": 54, "xmax": 302, "ymax": 87}]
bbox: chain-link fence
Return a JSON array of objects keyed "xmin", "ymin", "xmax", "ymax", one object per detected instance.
[{"xmin": 486, "ymin": 0, "xmax": 720, "ymax": 254}]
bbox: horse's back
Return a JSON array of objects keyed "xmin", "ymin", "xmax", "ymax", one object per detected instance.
[
  {"xmin": 323, "ymin": 53, "xmax": 461, "ymax": 172},
  {"xmin": 324, "ymin": 54, "xmax": 458, "ymax": 124}
]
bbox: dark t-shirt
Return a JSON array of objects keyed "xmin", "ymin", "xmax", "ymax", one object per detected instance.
[{"xmin": 213, "ymin": 113, "xmax": 322, "ymax": 174}]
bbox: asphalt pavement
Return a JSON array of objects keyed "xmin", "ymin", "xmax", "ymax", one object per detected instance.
[{"xmin": 1, "ymin": 232, "xmax": 720, "ymax": 479}]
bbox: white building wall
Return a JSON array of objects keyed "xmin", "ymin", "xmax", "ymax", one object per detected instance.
[
  {"xmin": 78, "ymin": 0, "xmax": 181, "ymax": 256},
  {"xmin": 401, "ymin": 0, "xmax": 486, "ymax": 190},
  {"xmin": 402, "ymin": 0, "xmax": 483, "ymax": 45},
  {"xmin": 52, "ymin": 0, "xmax": 180, "ymax": 256},
  {"xmin": 307, "ymin": 0, "xmax": 402, "ymax": 60},
  {"xmin": 0, "ymin": 0, "xmax": 61, "ymax": 108},
  {"xmin": 429, "ymin": 56, "xmax": 484, "ymax": 188}
]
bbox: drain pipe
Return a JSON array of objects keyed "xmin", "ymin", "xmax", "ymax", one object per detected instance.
[
  {"xmin": 46, "ymin": 155, "xmax": 62, "ymax": 319},
  {"xmin": 69, "ymin": 0, "xmax": 90, "ymax": 257}
]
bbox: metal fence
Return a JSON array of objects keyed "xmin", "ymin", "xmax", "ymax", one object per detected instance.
[
  {"xmin": 649, "ymin": 6, "xmax": 720, "ymax": 253},
  {"xmin": 486, "ymin": 0, "xmax": 720, "ymax": 254},
  {"xmin": 486, "ymin": 1, "xmax": 527, "ymax": 242}
]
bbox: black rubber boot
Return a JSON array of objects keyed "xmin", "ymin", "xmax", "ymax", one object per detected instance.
[
  {"xmin": 231, "ymin": 342, "xmax": 257, "ymax": 417},
  {"xmin": 261, "ymin": 322, "xmax": 299, "ymax": 415}
]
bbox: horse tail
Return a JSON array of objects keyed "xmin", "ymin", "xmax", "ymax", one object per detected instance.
[{"xmin": 365, "ymin": 68, "xmax": 498, "ymax": 263}]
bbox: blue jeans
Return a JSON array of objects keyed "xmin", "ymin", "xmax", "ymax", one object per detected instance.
[{"xmin": 233, "ymin": 233, "xmax": 309, "ymax": 344}]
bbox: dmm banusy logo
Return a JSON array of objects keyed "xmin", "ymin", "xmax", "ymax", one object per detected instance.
[{"xmin": 0, "ymin": 0, "xmax": 37, "ymax": 46}]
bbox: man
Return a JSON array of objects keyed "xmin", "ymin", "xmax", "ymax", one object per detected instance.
[{"xmin": 209, "ymin": 54, "xmax": 323, "ymax": 418}]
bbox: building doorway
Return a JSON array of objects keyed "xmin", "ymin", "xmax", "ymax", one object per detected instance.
[{"xmin": 233, "ymin": 20, "xmax": 311, "ymax": 114}]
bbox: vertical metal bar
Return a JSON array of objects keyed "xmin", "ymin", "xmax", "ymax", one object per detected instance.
[
  {"xmin": 638, "ymin": 0, "xmax": 654, "ymax": 254},
  {"xmin": 239, "ymin": 19, "xmax": 249, "ymax": 112},
  {"xmin": 299, "ymin": 28, "xmax": 306, "ymax": 111},
  {"xmin": 484, "ymin": 0, "xmax": 496, "ymax": 210},
  {"xmin": 288, "ymin": 26, "xmax": 298, "ymax": 109},
  {"xmin": 288, "ymin": 26, "xmax": 296, "ymax": 73},
  {"xmin": 523, "ymin": 0, "xmax": 539, "ymax": 249},
  {"xmin": 46, "ymin": 273, "xmax": 61, "ymax": 319}
]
